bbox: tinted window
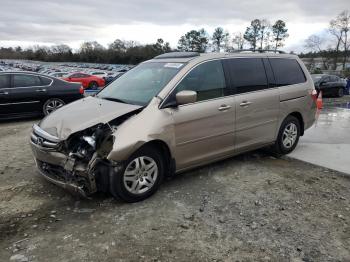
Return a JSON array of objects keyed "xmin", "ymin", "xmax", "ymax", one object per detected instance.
[
  {"xmin": 330, "ymin": 76, "xmax": 339, "ymax": 82},
  {"xmin": 14, "ymin": 74, "xmax": 42, "ymax": 87},
  {"xmin": 175, "ymin": 60, "xmax": 226, "ymax": 102},
  {"xmin": 40, "ymin": 77, "xmax": 52, "ymax": 85},
  {"xmin": 227, "ymin": 58, "xmax": 268, "ymax": 94},
  {"xmin": 0, "ymin": 74, "xmax": 10, "ymax": 89},
  {"xmin": 269, "ymin": 58, "xmax": 306, "ymax": 86}
]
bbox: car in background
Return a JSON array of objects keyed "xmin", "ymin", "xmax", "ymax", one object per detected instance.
[
  {"xmin": 49, "ymin": 72, "xmax": 68, "ymax": 78},
  {"xmin": 311, "ymin": 74, "xmax": 347, "ymax": 97},
  {"xmin": 0, "ymin": 72, "xmax": 84, "ymax": 119},
  {"xmin": 63, "ymin": 73, "xmax": 105, "ymax": 89},
  {"xmin": 103, "ymin": 72, "xmax": 124, "ymax": 85},
  {"xmin": 90, "ymin": 71, "xmax": 108, "ymax": 78}
]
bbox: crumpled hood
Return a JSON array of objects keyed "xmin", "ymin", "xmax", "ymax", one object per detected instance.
[{"xmin": 39, "ymin": 96, "xmax": 142, "ymax": 140}]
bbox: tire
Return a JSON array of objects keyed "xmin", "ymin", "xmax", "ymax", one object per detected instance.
[
  {"xmin": 43, "ymin": 98, "xmax": 65, "ymax": 115},
  {"xmin": 110, "ymin": 146, "xmax": 164, "ymax": 202},
  {"xmin": 273, "ymin": 115, "xmax": 301, "ymax": 155},
  {"xmin": 88, "ymin": 81, "xmax": 99, "ymax": 90},
  {"xmin": 336, "ymin": 88, "xmax": 344, "ymax": 97}
]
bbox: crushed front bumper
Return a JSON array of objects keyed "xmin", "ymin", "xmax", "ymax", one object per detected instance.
[{"xmin": 30, "ymin": 125, "xmax": 95, "ymax": 197}]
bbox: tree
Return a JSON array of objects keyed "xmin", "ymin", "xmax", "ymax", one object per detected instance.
[
  {"xmin": 331, "ymin": 11, "xmax": 350, "ymax": 70},
  {"xmin": 109, "ymin": 39, "xmax": 127, "ymax": 52},
  {"xmin": 231, "ymin": 32, "xmax": 245, "ymax": 50},
  {"xmin": 258, "ymin": 19, "xmax": 270, "ymax": 50},
  {"xmin": 304, "ymin": 35, "xmax": 330, "ymax": 69},
  {"xmin": 244, "ymin": 19, "xmax": 261, "ymax": 51},
  {"xmin": 211, "ymin": 27, "xmax": 229, "ymax": 52},
  {"xmin": 178, "ymin": 29, "xmax": 209, "ymax": 52},
  {"xmin": 272, "ymin": 20, "xmax": 289, "ymax": 51}
]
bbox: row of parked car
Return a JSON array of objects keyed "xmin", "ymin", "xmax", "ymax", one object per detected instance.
[{"xmin": 0, "ymin": 60, "xmax": 132, "ymax": 88}]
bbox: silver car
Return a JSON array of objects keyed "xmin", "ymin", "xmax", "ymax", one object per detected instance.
[{"xmin": 30, "ymin": 51, "xmax": 316, "ymax": 202}]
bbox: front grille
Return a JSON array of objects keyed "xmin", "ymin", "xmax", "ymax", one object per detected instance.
[{"xmin": 31, "ymin": 132, "xmax": 59, "ymax": 149}]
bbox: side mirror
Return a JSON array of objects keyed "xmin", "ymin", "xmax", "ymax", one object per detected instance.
[{"xmin": 176, "ymin": 90, "xmax": 197, "ymax": 105}]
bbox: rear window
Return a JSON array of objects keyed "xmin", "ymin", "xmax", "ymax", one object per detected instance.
[
  {"xmin": 269, "ymin": 58, "xmax": 306, "ymax": 86},
  {"xmin": 13, "ymin": 74, "xmax": 42, "ymax": 87},
  {"xmin": 0, "ymin": 74, "xmax": 10, "ymax": 89}
]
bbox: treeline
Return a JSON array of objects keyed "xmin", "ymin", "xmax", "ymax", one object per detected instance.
[
  {"xmin": 303, "ymin": 10, "xmax": 350, "ymax": 70},
  {"xmin": 0, "ymin": 39, "xmax": 171, "ymax": 64},
  {"xmin": 0, "ymin": 18, "xmax": 289, "ymax": 64}
]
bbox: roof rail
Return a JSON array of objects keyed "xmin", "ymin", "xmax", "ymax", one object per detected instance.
[
  {"xmin": 230, "ymin": 49, "xmax": 286, "ymax": 54},
  {"xmin": 154, "ymin": 52, "xmax": 200, "ymax": 59}
]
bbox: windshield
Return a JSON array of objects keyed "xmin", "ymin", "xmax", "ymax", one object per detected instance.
[{"xmin": 97, "ymin": 62, "xmax": 184, "ymax": 106}]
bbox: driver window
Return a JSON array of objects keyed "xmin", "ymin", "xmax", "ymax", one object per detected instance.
[{"xmin": 175, "ymin": 60, "xmax": 226, "ymax": 102}]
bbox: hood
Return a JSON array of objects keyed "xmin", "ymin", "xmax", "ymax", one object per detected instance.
[{"xmin": 39, "ymin": 96, "xmax": 142, "ymax": 140}]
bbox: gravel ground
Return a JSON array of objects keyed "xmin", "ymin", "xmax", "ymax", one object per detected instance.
[{"xmin": 0, "ymin": 118, "xmax": 349, "ymax": 262}]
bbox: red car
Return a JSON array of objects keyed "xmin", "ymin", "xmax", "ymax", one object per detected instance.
[{"xmin": 63, "ymin": 73, "xmax": 105, "ymax": 89}]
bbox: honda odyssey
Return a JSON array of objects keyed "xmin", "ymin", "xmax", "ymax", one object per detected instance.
[{"xmin": 30, "ymin": 51, "xmax": 316, "ymax": 202}]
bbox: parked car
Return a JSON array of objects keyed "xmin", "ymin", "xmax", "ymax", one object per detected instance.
[
  {"xmin": 49, "ymin": 72, "xmax": 68, "ymax": 78},
  {"xmin": 90, "ymin": 71, "xmax": 108, "ymax": 78},
  {"xmin": 103, "ymin": 72, "xmax": 124, "ymax": 85},
  {"xmin": 63, "ymin": 73, "xmax": 105, "ymax": 89},
  {"xmin": 0, "ymin": 72, "xmax": 84, "ymax": 119},
  {"xmin": 30, "ymin": 51, "xmax": 316, "ymax": 202},
  {"xmin": 311, "ymin": 74, "xmax": 347, "ymax": 97}
]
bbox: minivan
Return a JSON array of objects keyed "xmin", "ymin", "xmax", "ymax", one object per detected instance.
[{"xmin": 30, "ymin": 51, "xmax": 317, "ymax": 202}]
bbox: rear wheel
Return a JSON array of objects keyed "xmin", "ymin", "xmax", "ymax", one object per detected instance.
[
  {"xmin": 43, "ymin": 98, "xmax": 65, "ymax": 115},
  {"xmin": 336, "ymin": 87, "xmax": 344, "ymax": 97},
  {"xmin": 110, "ymin": 146, "xmax": 164, "ymax": 202},
  {"xmin": 88, "ymin": 81, "xmax": 98, "ymax": 90},
  {"xmin": 273, "ymin": 116, "xmax": 301, "ymax": 155}
]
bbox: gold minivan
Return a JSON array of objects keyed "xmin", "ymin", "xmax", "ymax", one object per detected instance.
[{"xmin": 30, "ymin": 51, "xmax": 317, "ymax": 202}]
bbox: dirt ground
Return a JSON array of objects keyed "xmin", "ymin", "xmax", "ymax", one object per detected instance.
[{"xmin": 0, "ymin": 118, "xmax": 349, "ymax": 262}]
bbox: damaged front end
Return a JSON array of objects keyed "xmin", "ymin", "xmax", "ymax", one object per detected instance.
[{"xmin": 31, "ymin": 122, "xmax": 117, "ymax": 197}]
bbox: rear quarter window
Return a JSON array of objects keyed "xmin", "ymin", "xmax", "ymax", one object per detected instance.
[{"xmin": 269, "ymin": 58, "xmax": 306, "ymax": 86}]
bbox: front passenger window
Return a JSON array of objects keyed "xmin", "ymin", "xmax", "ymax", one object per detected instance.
[{"xmin": 175, "ymin": 60, "xmax": 226, "ymax": 102}]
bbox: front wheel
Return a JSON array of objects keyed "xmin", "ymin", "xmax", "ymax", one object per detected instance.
[
  {"xmin": 43, "ymin": 98, "xmax": 65, "ymax": 115},
  {"xmin": 110, "ymin": 146, "xmax": 164, "ymax": 202},
  {"xmin": 273, "ymin": 116, "xmax": 301, "ymax": 155}
]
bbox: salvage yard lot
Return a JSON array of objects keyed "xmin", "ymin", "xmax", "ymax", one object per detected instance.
[{"xmin": 0, "ymin": 119, "xmax": 350, "ymax": 261}]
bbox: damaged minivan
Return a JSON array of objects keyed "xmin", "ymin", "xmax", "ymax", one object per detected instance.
[{"xmin": 30, "ymin": 51, "xmax": 316, "ymax": 202}]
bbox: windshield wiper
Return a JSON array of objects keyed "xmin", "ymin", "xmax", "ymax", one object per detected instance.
[{"xmin": 100, "ymin": 96, "xmax": 127, "ymax": 104}]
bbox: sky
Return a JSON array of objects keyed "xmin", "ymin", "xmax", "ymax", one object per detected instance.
[{"xmin": 0, "ymin": 0, "xmax": 348, "ymax": 53}]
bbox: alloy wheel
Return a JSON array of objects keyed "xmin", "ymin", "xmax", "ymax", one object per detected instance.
[
  {"xmin": 282, "ymin": 123, "xmax": 298, "ymax": 149},
  {"xmin": 123, "ymin": 156, "xmax": 158, "ymax": 195},
  {"xmin": 44, "ymin": 98, "xmax": 65, "ymax": 115}
]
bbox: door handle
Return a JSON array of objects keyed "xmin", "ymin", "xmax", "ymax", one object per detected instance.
[
  {"xmin": 240, "ymin": 101, "xmax": 252, "ymax": 107},
  {"xmin": 0, "ymin": 91, "xmax": 9, "ymax": 95},
  {"xmin": 36, "ymin": 89, "xmax": 47, "ymax": 92},
  {"xmin": 218, "ymin": 105, "xmax": 231, "ymax": 111}
]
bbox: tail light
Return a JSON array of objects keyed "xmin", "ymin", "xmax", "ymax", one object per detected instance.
[
  {"xmin": 79, "ymin": 86, "xmax": 84, "ymax": 95},
  {"xmin": 311, "ymin": 89, "xmax": 318, "ymax": 102}
]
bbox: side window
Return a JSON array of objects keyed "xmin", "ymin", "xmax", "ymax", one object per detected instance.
[
  {"xmin": 40, "ymin": 77, "xmax": 52, "ymax": 85},
  {"xmin": 269, "ymin": 58, "xmax": 306, "ymax": 86},
  {"xmin": 228, "ymin": 58, "xmax": 268, "ymax": 93},
  {"xmin": 13, "ymin": 74, "xmax": 42, "ymax": 87},
  {"xmin": 70, "ymin": 74, "xmax": 79, "ymax": 78},
  {"xmin": 330, "ymin": 76, "xmax": 339, "ymax": 82},
  {"xmin": 175, "ymin": 60, "xmax": 226, "ymax": 102},
  {"xmin": 323, "ymin": 76, "xmax": 331, "ymax": 82},
  {"xmin": 0, "ymin": 75, "xmax": 10, "ymax": 89}
]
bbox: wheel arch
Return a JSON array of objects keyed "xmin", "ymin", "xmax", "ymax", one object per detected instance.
[
  {"xmin": 136, "ymin": 139, "xmax": 175, "ymax": 177},
  {"xmin": 287, "ymin": 111, "xmax": 304, "ymax": 136}
]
